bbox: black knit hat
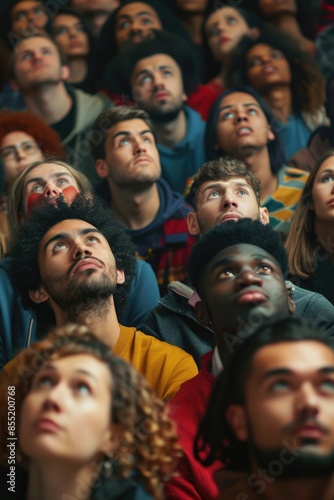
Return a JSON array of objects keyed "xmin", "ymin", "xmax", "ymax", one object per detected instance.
[{"xmin": 188, "ymin": 218, "xmax": 288, "ymax": 291}]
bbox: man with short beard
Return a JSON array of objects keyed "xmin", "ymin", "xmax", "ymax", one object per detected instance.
[
  {"xmin": 111, "ymin": 30, "xmax": 206, "ymax": 194},
  {"xmin": 196, "ymin": 316, "xmax": 334, "ymax": 500},
  {"xmin": 92, "ymin": 106, "xmax": 197, "ymax": 294},
  {"xmin": 2, "ymin": 194, "xmax": 198, "ymax": 401}
]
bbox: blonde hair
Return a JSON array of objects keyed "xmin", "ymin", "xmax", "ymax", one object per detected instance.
[
  {"xmin": 4, "ymin": 324, "xmax": 181, "ymax": 499},
  {"xmin": 7, "ymin": 159, "xmax": 92, "ymax": 233},
  {"xmin": 286, "ymin": 149, "xmax": 334, "ymax": 278}
]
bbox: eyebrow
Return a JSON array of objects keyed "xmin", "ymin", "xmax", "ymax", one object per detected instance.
[
  {"xmin": 319, "ymin": 169, "xmax": 334, "ymax": 175},
  {"xmin": 219, "ymin": 103, "xmax": 261, "ymax": 112},
  {"xmin": 37, "ymin": 364, "xmax": 98, "ymax": 382},
  {"xmin": 112, "ymin": 129, "xmax": 153, "ymax": 142},
  {"xmin": 260, "ymin": 366, "xmax": 334, "ymax": 383},
  {"xmin": 117, "ymin": 10, "xmax": 156, "ymax": 22},
  {"xmin": 43, "ymin": 228, "xmax": 103, "ymax": 252},
  {"xmin": 201, "ymin": 181, "xmax": 251, "ymax": 195},
  {"xmin": 211, "ymin": 253, "xmax": 275, "ymax": 271},
  {"xmin": 25, "ymin": 172, "xmax": 73, "ymax": 187},
  {"xmin": 134, "ymin": 64, "xmax": 173, "ymax": 79}
]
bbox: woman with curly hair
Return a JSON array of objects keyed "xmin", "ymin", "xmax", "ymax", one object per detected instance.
[
  {"xmin": 225, "ymin": 28, "xmax": 327, "ymax": 160},
  {"xmin": 0, "ymin": 324, "xmax": 181, "ymax": 499},
  {"xmin": 286, "ymin": 149, "xmax": 334, "ymax": 305}
]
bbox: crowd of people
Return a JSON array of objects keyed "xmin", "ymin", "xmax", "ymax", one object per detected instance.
[{"xmin": 1, "ymin": 1, "xmax": 334, "ymax": 499}]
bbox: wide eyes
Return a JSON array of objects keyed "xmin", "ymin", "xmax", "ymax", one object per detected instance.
[{"xmin": 217, "ymin": 263, "xmax": 273, "ymax": 280}]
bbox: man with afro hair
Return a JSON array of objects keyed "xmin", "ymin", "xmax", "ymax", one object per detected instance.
[
  {"xmin": 3, "ymin": 193, "xmax": 198, "ymax": 401},
  {"xmin": 166, "ymin": 218, "xmax": 295, "ymax": 500}
]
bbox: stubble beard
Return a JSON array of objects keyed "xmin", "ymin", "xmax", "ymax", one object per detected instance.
[{"xmin": 43, "ymin": 269, "xmax": 118, "ymax": 323}]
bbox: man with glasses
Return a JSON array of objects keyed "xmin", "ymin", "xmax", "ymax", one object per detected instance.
[{"xmin": 2, "ymin": 1, "xmax": 49, "ymax": 37}]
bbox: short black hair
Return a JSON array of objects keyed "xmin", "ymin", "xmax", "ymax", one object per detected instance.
[
  {"xmin": 105, "ymin": 29, "xmax": 199, "ymax": 96},
  {"xmin": 195, "ymin": 316, "xmax": 334, "ymax": 470},
  {"xmin": 10, "ymin": 194, "xmax": 136, "ymax": 314},
  {"xmin": 188, "ymin": 218, "xmax": 288, "ymax": 292}
]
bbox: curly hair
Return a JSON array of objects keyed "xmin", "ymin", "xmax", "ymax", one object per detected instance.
[
  {"xmin": 286, "ymin": 149, "xmax": 334, "ymax": 279},
  {"xmin": 105, "ymin": 29, "xmax": 200, "ymax": 96},
  {"xmin": 194, "ymin": 316, "xmax": 331, "ymax": 470},
  {"xmin": 188, "ymin": 217, "xmax": 288, "ymax": 293},
  {"xmin": 225, "ymin": 27, "xmax": 325, "ymax": 115},
  {"xmin": 0, "ymin": 110, "xmax": 66, "ymax": 160},
  {"xmin": 9, "ymin": 193, "xmax": 136, "ymax": 315},
  {"xmin": 7, "ymin": 324, "xmax": 182, "ymax": 499},
  {"xmin": 7, "ymin": 159, "xmax": 92, "ymax": 232}
]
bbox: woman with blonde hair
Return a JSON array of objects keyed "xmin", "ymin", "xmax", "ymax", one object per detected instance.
[
  {"xmin": 0, "ymin": 324, "xmax": 181, "ymax": 499},
  {"xmin": 286, "ymin": 149, "xmax": 334, "ymax": 305}
]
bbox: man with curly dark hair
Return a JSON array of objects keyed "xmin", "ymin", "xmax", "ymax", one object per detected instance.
[{"xmin": 5, "ymin": 193, "xmax": 198, "ymax": 401}]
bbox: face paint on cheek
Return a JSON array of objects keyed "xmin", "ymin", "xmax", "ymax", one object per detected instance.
[
  {"xmin": 61, "ymin": 185, "xmax": 79, "ymax": 204},
  {"xmin": 27, "ymin": 186, "xmax": 79, "ymax": 215},
  {"xmin": 27, "ymin": 193, "xmax": 45, "ymax": 215}
]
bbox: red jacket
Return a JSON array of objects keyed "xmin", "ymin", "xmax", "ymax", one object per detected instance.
[{"xmin": 166, "ymin": 351, "xmax": 221, "ymax": 500}]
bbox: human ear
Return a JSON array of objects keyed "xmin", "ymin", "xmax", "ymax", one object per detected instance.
[
  {"xmin": 187, "ymin": 212, "xmax": 201, "ymax": 235},
  {"xmin": 267, "ymin": 126, "xmax": 275, "ymax": 142},
  {"xmin": 226, "ymin": 404, "xmax": 248, "ymax": 441},
  {"xmin": 259, "ymin": 207, "xmax": 269, "ymax": 225},
  {"xmin": 95, "ymin": 159, "xmax": 109, "ymax": 179},
  {"xmin": 61, "ymin": 65, "xmax": 70, "ymax": 81},
  {"xmin": 29, "ymin": 287, "xmax": 49, "ymax": 304},
  {"xmin": 116, "ymin": 269, "xmax": 125, "ymax": 285},
  {"xmin": 195, "ymin": 300, "xmax": 211, "ymax": 326},
  {"xmin": 288, "ymin": 293, "xmax": 296, "ymax": 315}
]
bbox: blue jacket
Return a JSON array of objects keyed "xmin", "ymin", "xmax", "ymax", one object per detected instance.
[
  {"xmin": 157, "ymin": 105, "xmax": 206, "ymax": 194},
  {"xmin": 0, "ymin": 257, "xmax": 159, "ymax": 370},
  {"xmin": 141, "ymin": 280, "xmax": 334, "ymax": 368}
]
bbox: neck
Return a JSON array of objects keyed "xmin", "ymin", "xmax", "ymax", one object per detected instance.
[
  {"xmin": 262, "ymin": 86, "xmax": 292, "ymax": 123},
  {"xmin": 26, "ymin": 460, "xmax": 100, "ymax": 500},
  {"xmin": 23, "ymin": 83, "xmax": 72, "ymax": 125},
  {"xmin": 54, "ymin": 296, "xmax": 121, "ymax": 348},
  {"xmin": 180, "ymin": 13, "xmax": 204, "ymax": 44},
  {"xmin": 314, "ymin": 221, "xmax": 334, "ymax": 262},
  {"xmin": 270, "ymin": 12, "xmax": 302, "ymax": 37},
  {"xmin": 109, "ymin": 182, "xmax": 160, "ymax": 230},
  {"xmin": 235, "ymin": 146, "xmax": 278, "ymax": 201},
  {"xmin": 67, "ymin": 58, "xmax": 88, "ymax": 84},
  {"xmin": 262, "ymin": 476, "xmax": 334, "ymax": 500},
  {"xmin": 153, "ymin": 109, "xmax": 186, "ymax": 148}
]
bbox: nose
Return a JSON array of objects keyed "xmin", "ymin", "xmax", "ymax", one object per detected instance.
[
  {"xmin": 15, "ymin": 146, "xmax": 26, "ymax": 160},
  {"xmin": 72, "ymin": 239, "xmax": 92, "ymax": 260},
  {"xmin": 221, "ymin": 190, "xmax": 238, "ymax": 209},
  {"xmin": 133, "ymin": 136, "xmax": 147, "ymax": 154},
  {"xmin": 235, "ymin": 267, "xmax": 263, "ymax": 289},
  {"xmin": 235, "ymin": 108, "xmax": 248, "ymax": 123},
  {"xmin": 43, "ymin": 182, "xmax": 61, "ymax": 199},
  {"xmin": 130, "ymin": 20, "xmax": 143, "ymax": 34},
  {"xmin": 295, "ymin": 382, "xmax": 320, "ymax": 419},
  {"xmin": 41, "ymin": 384, "xmax": 64, "ymax": 412}
]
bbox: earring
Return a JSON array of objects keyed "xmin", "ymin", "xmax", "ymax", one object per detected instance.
[{"xmin": 102, "ymin": 454, "xmax": 113, "ymax": 478}]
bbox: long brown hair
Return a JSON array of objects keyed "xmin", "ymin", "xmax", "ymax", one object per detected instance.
[{"xmin": 286, "ymin": 149, "xmax": 334, "ymax": 278}]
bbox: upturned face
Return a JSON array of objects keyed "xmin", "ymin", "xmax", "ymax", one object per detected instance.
[
  {"xmin": 246, "ymin": 43, "xmax": 291, "ymax": 92},
  {"xmin": 228, "ymin": 341, "xmax": 334, "ymax": 468},
  {"xmin": 52, "ymin": 14, "xmax": 89, "ymax": 58},
  {"xmin": 311, "ymin": 157, "xmax": 334, "ymax": 226},
  {"xmin": 205, "ymin": 7, "xmax": 254, "ymax": 62},
  {"xmin": 0, "ymin": 131, "xmax": 44, "ymax": 187},
  {"xmin": 19, "ymin": 354, "xmax": 114, "ymax": 464}
]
